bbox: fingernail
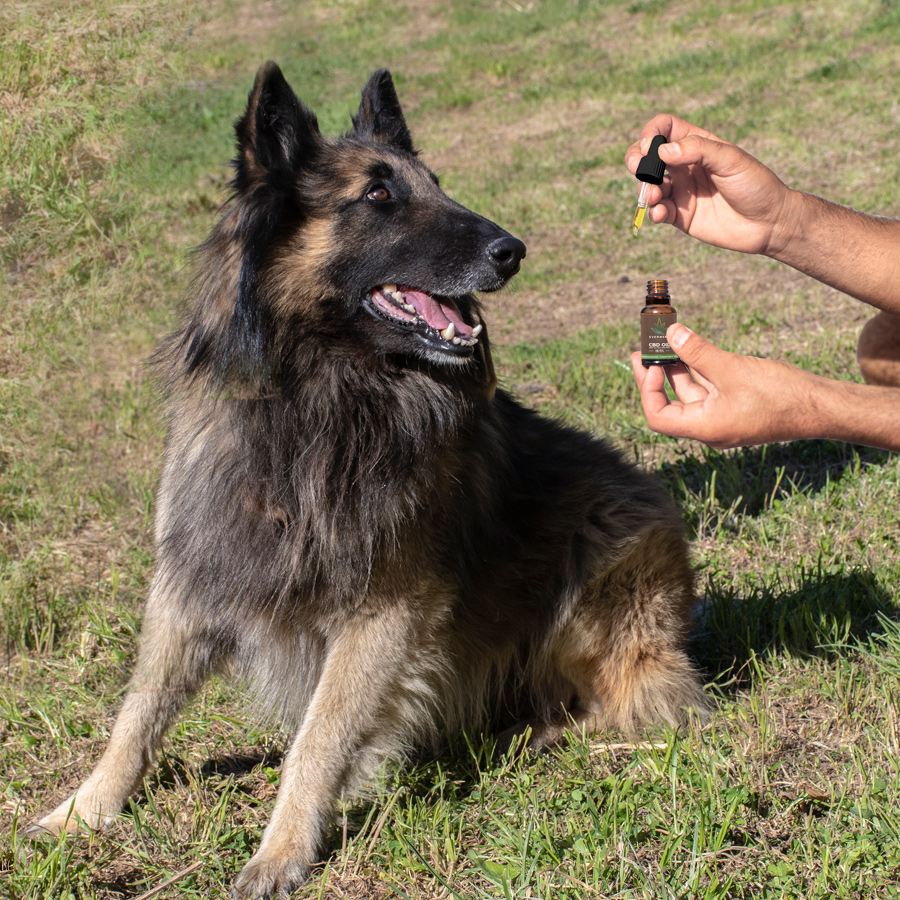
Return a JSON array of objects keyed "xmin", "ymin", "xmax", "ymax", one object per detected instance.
[
  {"xmin": 659, "ymin": 142, "xmax": 680, "ymax": 161},
  {"xmin": 667, "ymin": 322, "xmax": 691, "ymax": 349}
]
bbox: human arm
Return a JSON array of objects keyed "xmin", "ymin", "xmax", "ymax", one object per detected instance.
[
  {"xmin": 630, "ymin": 323, "xmax": 900, "ymax": 452},
  {"xmin": 624, "ymin": 114, "xmax": 900, "ymax": 316}
]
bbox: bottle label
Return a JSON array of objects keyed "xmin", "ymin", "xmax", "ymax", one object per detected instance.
[{"xmin": 641, "ymin": 311, "xmax": 678, "ymax": 361}]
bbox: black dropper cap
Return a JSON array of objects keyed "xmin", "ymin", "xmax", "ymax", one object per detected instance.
[{"xmin": 636, "ymin": 135, "xmax": 667, "ymax": 185}]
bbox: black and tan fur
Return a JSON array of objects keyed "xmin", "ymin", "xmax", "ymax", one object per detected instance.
[{"xmin": 30, "ymin": 64, "xmax": 707, "ymax": 898}]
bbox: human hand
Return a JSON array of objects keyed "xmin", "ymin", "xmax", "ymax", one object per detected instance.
[
  {"xmin": 630, "ymin": 323, "xmax": 817, "ymax": 449},
  {"xmin": 624, "ymin": 114, "xmax": 801, "ymax": 257}
]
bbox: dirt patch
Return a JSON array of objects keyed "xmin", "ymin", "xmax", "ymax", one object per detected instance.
[
  {"xmin": 422, "ymin": 93, "xmax": 618, "ymax": 168},
  {"xmin": 311, "ymin": 869, "xmax": 398, "ymax": 900},
  {"xmin": 389, "ymin": 0, "xmax": 449, "ymax": 47},
  {"xmin": 194, "ymin": 0, "xmax": 444, "ymax": 48},
  {"xmin": 194, "ymin": 0, "xmax": 292, "ymax": 45},
  {"xmin": 0, "ymin": 192, "xmax": 26, "ymax": 232},
  {"xmin": 51, "ymin": 519, "xmax": 124, "ymax": 591},
  {"xmin": 0, "ymin": 345, "xmax": 23, "ymax": 379}
]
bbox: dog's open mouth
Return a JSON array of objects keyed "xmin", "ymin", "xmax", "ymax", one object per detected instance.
[{"xmin": 367, "ymin": 284, "xmax": 482, "ymax": 356}]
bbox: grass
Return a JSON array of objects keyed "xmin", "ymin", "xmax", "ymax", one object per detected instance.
[{"xmin": 2, "ymin": 0, "xmax": 900, "ymax": 897}]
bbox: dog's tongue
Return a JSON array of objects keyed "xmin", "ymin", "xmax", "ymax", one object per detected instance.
[{"xmin": 402, "ymin": 288, "xmax": 472, "ymax": 336}]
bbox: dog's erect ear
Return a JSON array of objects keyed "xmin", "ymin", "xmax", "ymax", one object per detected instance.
[
  {"xmin": 352, "ymin": 69, "xmax": 414, "ymax": 153},
  {"xmin": 219, "ymin": 63, "xmax": 322, "ymax": 382},
  {"xmin": 234, "ymin": 61, "xmax": 321, "ymax": 191}
]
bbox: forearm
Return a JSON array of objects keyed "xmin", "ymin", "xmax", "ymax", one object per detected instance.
[
  {"xmin": 802, "ymin": 373, "xmax": 900, "ymax": 451},
  {"xmin": 769, "ymin": 191, "xmax": 900, "ymax": 315}
]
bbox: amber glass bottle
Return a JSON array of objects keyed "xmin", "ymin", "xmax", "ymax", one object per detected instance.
[{"xmin": 640, "ymin": 280, "xmax": 678, "ymax": 366}]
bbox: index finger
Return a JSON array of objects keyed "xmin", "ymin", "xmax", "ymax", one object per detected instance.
[
  {"xmin": 640, "ymin": 114, "xmax": 725, "ymax": 149},
  {"xmin": 626, "ymin": 114, "xmax": 729, "ymax": 172},
  {"xmin": 625, "ymin": 115, "xmax": 674, "ymax": 173},
  {"xmin": 664, "ymin": 361, "xmax": 714, "ymax": 401},
  {"xmin": 631, "ymin": 351, "xmax": 674, "ymax": 418}
]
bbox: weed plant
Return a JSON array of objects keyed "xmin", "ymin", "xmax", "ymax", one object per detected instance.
[{"xmin": 2, "ymin": 0, "xmax": 899, "ymax": 897}]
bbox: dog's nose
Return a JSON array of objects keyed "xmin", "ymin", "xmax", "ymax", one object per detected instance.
[{"xmin": 486, "ymin": 236, "xmax": 527, "ymax": 278}]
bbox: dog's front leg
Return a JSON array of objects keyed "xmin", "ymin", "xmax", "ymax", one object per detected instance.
[
  {"xmin": 231, "ymin": 602, "xmax": 412, "ymax": 900},
  {"xmin": 27, "ymin": 590, "xmax": 221, "ymax": 839}
]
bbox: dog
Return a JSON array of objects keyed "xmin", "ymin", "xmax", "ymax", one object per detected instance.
[{"xmin": 29, "ymin": 63, "xmax": 706, "ymax": 898}]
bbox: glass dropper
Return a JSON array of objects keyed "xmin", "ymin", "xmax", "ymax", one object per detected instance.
[
  {"xmin": 632, "ymin": 135, "xmax": 667, "ymax": 237},
  {"xmin": 632, "ymin": 181, "xmax": 652, "ymax": 236}
]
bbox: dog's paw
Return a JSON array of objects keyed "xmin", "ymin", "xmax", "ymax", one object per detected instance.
[
  {"xmin": 494, "ymin": 721, "xmax": 537, "ymax": 757},
  {"xmin": 24, "ymin": 821, "xmax": 59, "ymax": 842},
  {"xmin": 495, "ymin": 719, "xmax": 566, "ymax": 756},
  {"xmin": 26, "ymin": 791, "xmax": 117, "ymax": 840},
  {"xmin": 231, "ymin": 852, "xmax": 310, "ymax": 899}
]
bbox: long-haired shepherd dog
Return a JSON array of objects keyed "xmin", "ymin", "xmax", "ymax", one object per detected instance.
[{"xmin": 30, "ymin": 64, "xmax": 706, "ymax": 897}]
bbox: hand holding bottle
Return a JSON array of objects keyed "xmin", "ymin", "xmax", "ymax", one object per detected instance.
[{"xmin": 630, "ymin": 324, "xmax": 900, "ymax": 452}]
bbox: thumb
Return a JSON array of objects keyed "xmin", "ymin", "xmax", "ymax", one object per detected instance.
[
  {"xmin": 667, "ymin": 323, "xmax": 724, "ymax": 377},
  {"xmin": 659, "ymin": 133, "xmax": 749, "ymax": 178}
]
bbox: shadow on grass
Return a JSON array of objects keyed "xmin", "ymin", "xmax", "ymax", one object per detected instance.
[
  {"xmin": 150, "ymin": 744, "xmax": 284, "ymax": 796},
  {"xmin": 692, "ymin": 565, "xmax": 897, "ymax": 690},
  {"xmin": 658, "ymin": 439, "xmax": 893, "ymax": 534}
]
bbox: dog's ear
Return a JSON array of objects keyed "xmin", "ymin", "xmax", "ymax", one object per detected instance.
[
  {"xmin": 234, "ymin": 61, "xmax": 321, "ymax": 192},
  {"xmin": 352, "ymin": 69, "xmax": 414, "ymax": 153},
  {"xmin": 218, "ymin": 63, "xmax": 322, "ymax": 382}
]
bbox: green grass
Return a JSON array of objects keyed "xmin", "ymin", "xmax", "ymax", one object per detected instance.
[{"xmin": 2, "ymin": 0, "xmax": 900, "ymax": 897}]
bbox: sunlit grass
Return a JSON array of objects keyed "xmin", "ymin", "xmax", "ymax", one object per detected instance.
[{"xmin": 2, "ymin": 0, "xmax": 899, "ymax": 897}]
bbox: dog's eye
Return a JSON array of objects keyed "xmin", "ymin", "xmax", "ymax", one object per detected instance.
[{"xmin": 366, "ymin": 185, "xmax": 391, "ymax": 202}]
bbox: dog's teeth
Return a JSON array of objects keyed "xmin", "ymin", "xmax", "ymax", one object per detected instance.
[
  {"xmin": 441, "ymin": 323, "xmax": 456, "ymax": 341},
  {"xmin": 471, "ymin": 323, "xmax": 483, "ymax": 338},
  {"xmin": 452, "ymin": 336, "xmax": 461, "ymax": 345},
  {"xmin": 383, "ymin": 284, "xmax": 398, "ymax": 293},
  {"xmin": 402, "ymin": 303, "xmax": 416, "ymax": 314}
]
